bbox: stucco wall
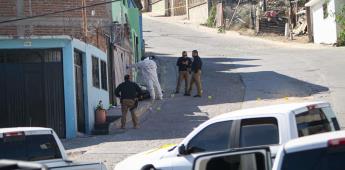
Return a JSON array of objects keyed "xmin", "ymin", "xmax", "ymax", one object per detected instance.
[
  {"xmin": 188, "ymin": 3, "xmax": 209, "ymax": 24},
  {"xmin": 72, "ymin": 39, "xmax": 110, "ymax": 135},
  {"xmin": 311, "ymin": 0, "xmax": 337, "ymax": 44},
  {"xmin": 0, "ymin": 36, "xmax": 110, "ymax": 138},
  {"xmin": 151, "ymin": 0, "xmax": 167, "ymax": 16}
]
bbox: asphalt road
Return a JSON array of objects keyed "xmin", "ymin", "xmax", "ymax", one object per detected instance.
[
  {"xmin": 64, "ymin": 15, "xmax": 345, "ymax": 169},
  {"xmin": 143, "ymin": 15, "xmax": 345, "ymax": 125}
]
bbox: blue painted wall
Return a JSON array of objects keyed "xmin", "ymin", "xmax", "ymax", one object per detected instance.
[
  {"xmin": 0, "ymin": 36, "xmax": 109, "ymax": 138},
  {"xmin": 72, "ymin": 39, "xmax": 109, "ymax": 134}
]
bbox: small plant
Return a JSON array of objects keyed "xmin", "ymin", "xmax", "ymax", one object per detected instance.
[
  {"xmin": 218, "ymin": 26, "xmax": 225, "ymax": 33},
  {"xmin": 96, "ymin": 100, "xmax": 104, "ymax": 110},
  {"xmin": 206, "ymin": 6, "xmax": 217, "ymax": 27},
  {"xmin": 336, "ymin": 5, "xmax": 345, "ymax": 46}
]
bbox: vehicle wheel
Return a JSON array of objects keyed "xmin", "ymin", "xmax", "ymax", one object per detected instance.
[{"xmin": 141, "ymin": 165, "xmax": 156, "ymax": 170}]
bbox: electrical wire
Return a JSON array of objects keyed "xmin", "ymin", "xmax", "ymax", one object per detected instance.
[{"xmin": 0, "ymin": 0, "xmax": 120, "ymax": 25}]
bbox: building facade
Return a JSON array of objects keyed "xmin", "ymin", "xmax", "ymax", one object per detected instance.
[
  {"xmin": 0, "ymin": 0, "xmax": 113, "ymax": 138},
  {"xmin": 306, "ymin": 0, "xmax": 345, "ymax": 44}
]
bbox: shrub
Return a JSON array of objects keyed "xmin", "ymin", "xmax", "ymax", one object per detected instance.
[
  {"xmin": 336, "ymin": 5, "xmax": 345, "ymax": 46},
  {"xmin": 206, "ymin": 6, "xmax": 217, "ymax": 27}
]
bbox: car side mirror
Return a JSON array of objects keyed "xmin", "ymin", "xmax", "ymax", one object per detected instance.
[{"xmin": 178, "ymin": 144, "xmax": 188, "ymax": 155}]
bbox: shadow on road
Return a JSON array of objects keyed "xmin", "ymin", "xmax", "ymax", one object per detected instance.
[{"xmin": 63, "ymin": 55, "xmax": 330, "ymax": 150}]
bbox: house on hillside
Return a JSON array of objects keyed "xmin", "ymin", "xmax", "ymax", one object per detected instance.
[
  {"xmin": 0, "ymin": 0, "xmax": 113, "ymax": 138},
  {"xmin": 306, "ymin": 0, "xmax": 345, "ymax": 44}
]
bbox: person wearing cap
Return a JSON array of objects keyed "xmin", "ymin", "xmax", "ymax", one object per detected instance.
[
  {"xmin": 187, "ymin": 50, "xmax": 203, "ymax": 97},
  {"xmin": 127, "ymin": 56, "xmax": 163, "ymax": 100},
  {"xmin": 115, "ymin": 75, "xmax": 142, "ymax": 129},
  {"xmin": 175, "ymin": 51, "xmax": 192, "ymax": 95}
]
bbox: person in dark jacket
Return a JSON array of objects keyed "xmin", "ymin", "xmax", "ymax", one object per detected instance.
[
  {"xmin": 175, "ymin": 51, "xmax": 192, "ymax": 95},
  {"xmin": 115, "ymin": 75, "xmax": 142, "ymax": 129},
  {"xmin": 187, "ymin": 50, "xmax": 203, "ymax": 97}
]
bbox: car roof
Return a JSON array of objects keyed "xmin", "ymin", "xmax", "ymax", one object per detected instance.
[
  {"xmin": 284, "ymin": 130, "xmax": 345, "ymax": 153},
  {"xmin": 0, "ymin": 127, "xmax": 53, "ymax": 134},
  {"xmin": 213, "ymin": 101, "xmax": 329, "ymax": 121}
]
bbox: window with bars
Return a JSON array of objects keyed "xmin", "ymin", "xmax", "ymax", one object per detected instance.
[
  {"xmin": 92, "ymin": 56, "xmax": 100, "ymax": 88},
  {"xmin": 100, "ymin": 60, "xmax": 108, "ymax": 91}
]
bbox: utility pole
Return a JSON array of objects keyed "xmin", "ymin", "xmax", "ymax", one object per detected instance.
[
  {"xmin": 81, "ymin": 0, "xmax": 88, "ymax": 37},
  {"xmin": 186, "ymin": 0, "xmax": 189, "ymax": 19}
]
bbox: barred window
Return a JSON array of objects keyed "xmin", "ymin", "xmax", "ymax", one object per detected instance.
[
  {"xmin": 100, "ymin": 60, "xmax": 108, "ymax": 91},
  {"xmin": 92, "ymin": 56, "xmax": 100, "ymax": 88}
]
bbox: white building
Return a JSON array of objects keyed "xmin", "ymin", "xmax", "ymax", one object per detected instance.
[{"xmin": 306, "ymin": 0, "xmax": 345, "ymax": 44}]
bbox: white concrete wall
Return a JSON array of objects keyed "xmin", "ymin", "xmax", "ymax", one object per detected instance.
[
  {"xmin": 311, "ymin": 0, "xmax": 338, "ymax": 44},
  {"xmin": 151, "ymin": 0, "xmax": 167, "ymax": 16},
  {"xmin": 188, "ymin": 3, "xmax": 209, "ymax": 24}
]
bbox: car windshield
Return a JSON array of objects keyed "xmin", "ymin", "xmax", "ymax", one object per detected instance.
[
  {"xmin": 281, "ymin": 146, "xmax": 345, "ymax": 170},
  {"xmin": 0, "ymin": 134, "xmax": 62, "ymax": 161}
]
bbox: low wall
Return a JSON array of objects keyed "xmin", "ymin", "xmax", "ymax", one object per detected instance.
[
  {"xmin": 151, "ymin": 0, "xmax": 167, "ymax": 16},
  {"xmin": 188, "ymin": 3, "xmax": 209, "ymax": 24}
]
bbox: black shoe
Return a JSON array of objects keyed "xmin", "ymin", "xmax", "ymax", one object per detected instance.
[
  {"xmin": 184, "ymin": 93, "xmax": 191, "ymax": 96},
  {"xmin": 193, "ymin": 95, "xmax": 202, "ymax": 97}
]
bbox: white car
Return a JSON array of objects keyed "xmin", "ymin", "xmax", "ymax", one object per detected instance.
[
  {"xmin": 115, "ymin": 101, "xmax": 340, "ymax": 170},
  {"xmin": 272, "ymin": 130, "xmax": 345, "ymax": 170},
  {"xmin": 0, "ymin": 127, "xmax": 107, "ymax": 170},
  {"xmin": 192, "ymin": 130, "xmax": 345, "ymax": 170}
]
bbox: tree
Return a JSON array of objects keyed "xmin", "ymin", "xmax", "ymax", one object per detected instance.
[{"xmin": 336, "ymin": 5, "xmax": 345, "ymax": 46}]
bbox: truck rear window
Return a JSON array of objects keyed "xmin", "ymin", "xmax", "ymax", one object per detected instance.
[
  {"xmin": 0, "ymin": 134, "xmax": 62, "ymax": 161},
  {"xmin": 296, "ymin": 108, "xmax": 339, "ymax": 137},
  {"xmin": 281, "ymin": 146, "xmax": 345, "ymax": 170}
]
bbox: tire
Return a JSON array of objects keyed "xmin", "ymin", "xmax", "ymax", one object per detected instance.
[{"xmin": 141, "ymin": 165, "xmax": 156, "ymax": 170}]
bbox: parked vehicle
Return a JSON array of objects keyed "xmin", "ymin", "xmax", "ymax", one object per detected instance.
[
  {"xmin": 273, "ymin": 130, "xmax": 345, "ymax": 170},
  {"xmin": 193, "ymin": 130, "xmax": 345, "ymax": 170},
  {"xmin": 0, "ymin": 159, "xmax": 49, "ymax": 170},
  {"xmin": 0, "ymin": 127, "xmax": 107, "ymax": 170},
  {"xmin": 115, "ymin": 101, "xmax": 340, "ymax": 170}
]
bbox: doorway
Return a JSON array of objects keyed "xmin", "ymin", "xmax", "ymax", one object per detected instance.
[
  {"xmin": 74, "ymin": 50, "xmax": 86, "ymax": 133},
  {"xmin": 0, "ymin": 49, "xmax": 66, "ymax": 137}
]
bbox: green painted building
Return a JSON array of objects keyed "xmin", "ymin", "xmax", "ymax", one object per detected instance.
[{"xmin": 112, "ymin": 0, "xmax": 143, "ymax": 62}]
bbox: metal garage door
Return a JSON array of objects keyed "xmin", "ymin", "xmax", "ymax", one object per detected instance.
[{"xmin": 0, "ymin": 49, "xmax": 66, "ymax": 137}]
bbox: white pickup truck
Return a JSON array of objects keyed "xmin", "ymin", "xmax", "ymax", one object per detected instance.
[
  {"xmin": 0, "ymin": 127, "xmax": 107, "ymax": 170},
  {"xmin": 115, "ymin": 101, "xmax": 340, "ymax": 170},
  {"xmin": 193, "ymin": 130, "xmax": 345, "ymax": 170}
]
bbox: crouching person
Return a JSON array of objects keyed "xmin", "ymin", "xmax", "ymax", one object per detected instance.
[{"xmin": 115, "ymin": 75, "xmax": 142, "ymax": 129}]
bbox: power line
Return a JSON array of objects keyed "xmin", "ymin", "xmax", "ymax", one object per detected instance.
[{"xmin": 0, "ymin": 0, "xmax": 120, "ymax": 25}]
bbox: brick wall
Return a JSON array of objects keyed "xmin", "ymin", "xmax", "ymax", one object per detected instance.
[{"xmin": 0, "ymin": 0, "xmax": 112, "ymax": 52}]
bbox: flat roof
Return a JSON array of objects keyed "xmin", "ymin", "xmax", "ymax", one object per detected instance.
[
  {"xmin": 214, "ymin": 101, "xmax": 329, "ymax": 120},
  {"xmin": 0, "ymin": 127, "xmax": 52, "ymax": 134},
  {"xmin": 284, "ymin": 130, "xmax": 345, "ymax": 153}
]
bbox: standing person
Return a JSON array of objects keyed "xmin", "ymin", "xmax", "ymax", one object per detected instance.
[
  {"xmin": 115, "ymin": 75, "xmax": 142, "ymax": 129},
  {"xmin": 128, "ymin": 56, "xmax": 163, "ymax": 100},
  {"xmin": 175, "ymin": 51, "xmax": 192, "ymax": 95},
  {"xmin": 187, "ymin": 50, "xmax": 203, "ymax": 97}
]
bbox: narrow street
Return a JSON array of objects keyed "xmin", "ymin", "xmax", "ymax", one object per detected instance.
[{"xmin": 64, "ymin": 15, "xmax": 345, "ymax": 169}]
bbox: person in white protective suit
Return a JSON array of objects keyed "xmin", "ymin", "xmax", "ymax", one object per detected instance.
[{"xmin": 128, "ymin": 57, "xmax": 163, "ymax": 100}]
